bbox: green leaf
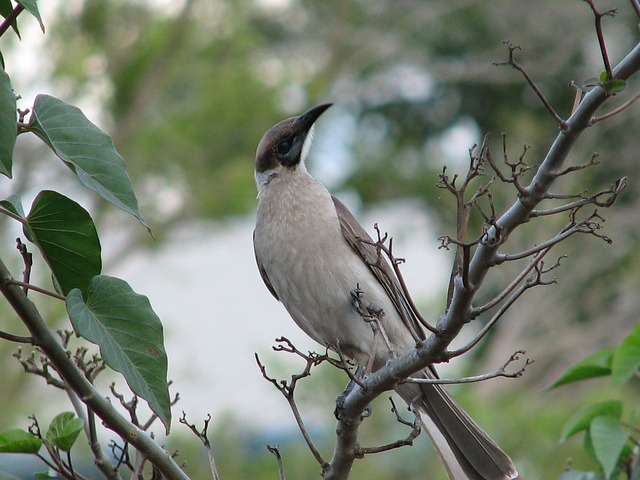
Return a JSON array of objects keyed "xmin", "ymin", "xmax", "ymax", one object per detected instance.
[
  {"xmin": 25, "ymin": 190, "xmax": 101, "ymax": 296},
  {"xmin": 66, "ymin": 276, "xmax": 171, "ymax": 432},
  {"xmin": 16, "ymin": 0, "xmax": 44, "ymax": 32},
  {"xmin": 560, "ymin": 400, "xmax": 623, "ymax": 442},
  {"xmin": 547, "ymin": 348, "xmax": 614, "ymax": 389},
  {"xmin": 608, "ymin": 78, "xmax": 627, "ymax": 93},
  {"xmin": 599, "ymin": 70, "xmax": 609, "ymax": 83},
  {"xmin": 0, "ymin": 194, "xmax": 24, "ymax": 218},
  {"xmin": 0, "ymin": 428, "xmax": 42, "ymax": 453},
  {"xmin": 27, "ymin": 95, "xmax": 148, "ymax": 228},
  {"xmin": 0, "ymin": 0, "xmax": 20, "ymax": 39},
  {"xmin": 45, "ymin": 412, "xmax": 83, "ymax": 452},
  {"xmin": 33, "ymin": 473, "xmax": 57, "ymax": 479},
  {"xmin": 612, "ymin": 324, "xmax": 640, "ymax": 387},
  {"xmin": 0, "ymin": 66, "xmax": 15, "ymax": 178},
  {"xmin": 590, "ymin": 415, "xmax": 629, "ymax": 479}
]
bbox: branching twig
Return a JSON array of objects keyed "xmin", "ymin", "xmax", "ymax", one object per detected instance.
[
  {"xmin": 532, "ymin": 177, "xmax": 627, "ymax": 217},
  {"xmin": 475, "ymin": 246, "xmax": 554, "ymax": 315},
  {"xmin": 361, "ymin": 226, "xmax": 439, "ymax": 334},
  {"xmin": 256, "ymin": 345, "xmax": 328, "ymax": 469},
  {"xmin": 402, "ymin": 350, "xmax": 533, "ymax": 385},
  {"xmin": 494, "ymin": 41, "xmax": 566, "ymax": 127},
  {"xmin": 450, "ymin": 257, "xmax": 560, "ymax": 358},
  {"xmin": 267, "ymin": 445, "xmax": 287, "ymax": 480},
  {"xmin": 180, "ymin": 412, "xmax": 220, "ymax": 480},
  {"xmin": 584, "ymin": 0, "xmax": 618, "ymax": 80},
  {"xmin": 358, "ymin": 407, "xmax": 421, "ymax": 455}
]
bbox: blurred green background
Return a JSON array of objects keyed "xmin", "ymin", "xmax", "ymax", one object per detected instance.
[{"xmin": 1, "ymin": 0, "xmax": 639, "ymax": 479}]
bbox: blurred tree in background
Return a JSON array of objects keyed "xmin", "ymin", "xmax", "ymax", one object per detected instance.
[{"xmin": 1, "ymin": 0, "xmax": 638, "ymax": 478}]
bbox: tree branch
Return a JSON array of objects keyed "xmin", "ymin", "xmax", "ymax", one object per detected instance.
[{"xmin": 320, "ymin": 37, "xmax": 640, "ymax": 479}]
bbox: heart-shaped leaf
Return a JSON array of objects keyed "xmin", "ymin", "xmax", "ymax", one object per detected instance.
[
  {"xmin": 45, "ymin": 412, "xmax": 84, "ymax": 452},
  {"xmin": 66, "ymin": 276, "xmax": 171, "ymax": 432},
  {"xmin": 25, "ymin": 190, "xmax": 101, "ymax": 296}
]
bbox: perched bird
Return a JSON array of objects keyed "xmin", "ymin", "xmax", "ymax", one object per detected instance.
[{"xmin": 253, "ymin": 103, "xmax": 520, "ymax": 480}]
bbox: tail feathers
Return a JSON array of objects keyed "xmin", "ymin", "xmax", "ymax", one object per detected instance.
[{"xmin": 395, "ymin": 376, "xmax": 519, "ymax": 480}]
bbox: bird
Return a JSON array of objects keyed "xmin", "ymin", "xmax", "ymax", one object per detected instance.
[{"xmin": 253, "ymin": 103, "xmax": 521, "ymax": 480}]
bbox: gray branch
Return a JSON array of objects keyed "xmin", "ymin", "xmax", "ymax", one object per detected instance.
[{"xmin": 320, "ymin": 37, "xmax": 640, "ymax": 480}]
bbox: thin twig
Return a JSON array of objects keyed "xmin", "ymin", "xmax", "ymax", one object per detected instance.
[
  {"xmin": 592, "ymin": 93, "xmax": 640, "ymax": 122},
  {"xmin": 255, "ymin": 350, "xmax": 328, "ymax": 469},
  {"xmin": 494, "ymin": 41, "xmax": 566, "ymax": 127},
  {"xmin": 180, "ymin": 412, "xmax": 220, "ymax": 480},
  {"xmin": 475, "ymin": 246, "xmax": 553, "ymax": 315},
  {"xmin": 584, "ymin": 0, "xmax": 617, "ymax": 79},
  {"xmin": 0, "ymin": 3, "xmax": 24, "ymax": 38},
  {"xmin": 0, "ymin": 329, "xmax": 33, "ymax": 343},
  {"xmin": 267, "ymin": 445, "xmax": 287, "ymax": 480},
  {"xmin": 7, "ymin": 280, "xmax": 66, "ymax": 300},
  {"xmin": 402, "ymin": 350, "xmax": 533, "ymax": 385}
]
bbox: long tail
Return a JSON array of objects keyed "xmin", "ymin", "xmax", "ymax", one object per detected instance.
[{"xmin": 395, "ymin": 372, "xmax": 521, "ymax": 480}]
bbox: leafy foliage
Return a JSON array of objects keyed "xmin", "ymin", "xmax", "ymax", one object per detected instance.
[{"xmin": 552, "ymin": 324, "xmax": 640, "ymax": 479}]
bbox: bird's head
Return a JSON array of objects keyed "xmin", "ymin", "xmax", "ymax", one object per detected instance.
[{"xmin": 255, "ymin": 103, "xmax": 332, "ymax": 190}]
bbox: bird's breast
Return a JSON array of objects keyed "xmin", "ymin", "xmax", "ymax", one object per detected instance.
[{"xmin": 254, "ymin": 174, "xmax": 379, "ymax": 361}]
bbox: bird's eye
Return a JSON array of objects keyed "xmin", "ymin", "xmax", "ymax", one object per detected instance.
[
  {"xmin": 276, "ymin": 135, "xmax": 298, "ymax": 157},
  {"xmin": 277, "ymin": 140, "xmax": 290, "ymax": 155}
]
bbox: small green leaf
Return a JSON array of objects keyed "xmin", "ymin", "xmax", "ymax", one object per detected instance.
[
  {"xmin": 548, "ymin": 348, "xmax": 614, "ymax": 389},
  {"xmin": 590, "ymin": 415, "xmax": 629, "ymax": 479},
  {"xmin": 33, "ymin": 473, "xmax": 57, "ymax": 479},
  {"xmin": 0, "ymin": 66, "xmax": 15, "ymax": 178},
  {"xmin": 66, "ymin": 276, "xmax": 171, "ymax": 432},
  {"xmin": 599, "ymin": 70, "xmax": 609, "ymax": 83},
  {"xmin": 0, "ymin": 428, "xmax": 42, "ymax": 453},
  {"xmin": 608, "ymin": 78, "xmax": 627, "ymax": 93},
  {"xmin": 27, "ymin": 95, "xmax": 148, "ymax": 228},
  {"xmin": 612, "ymin": 324, "xmax": 640, "ymax": 387},
  {"xmin": 560, "ymin": 400, "xmax": 623, "ymax": 442},
  {"xmin": 25, "ymin": 190, "xmax": 101, "ymax": 296},
  {"xmin": 45, "ymin": 412, "xmax": 83, "ymax": 452},
  {"xmin": 16, "ymin": 0, "xmax": 44, "ymax": 32},
  {"xmin": 0, "ymin": 194, "xmax": 24, "ymax": 218}
]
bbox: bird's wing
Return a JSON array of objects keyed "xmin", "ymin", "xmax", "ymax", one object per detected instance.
[
  {"xmin": 253, "ymin": 229, "xmax": 280, "ymax": 301},
  {"xmin": 332, "ymin": 195, "xmax": 426, "ymax": 342}
]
